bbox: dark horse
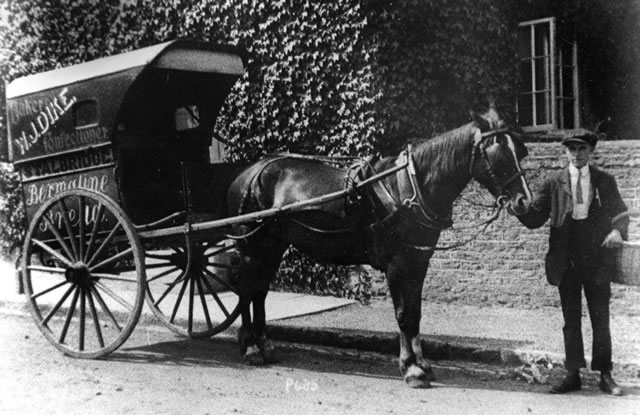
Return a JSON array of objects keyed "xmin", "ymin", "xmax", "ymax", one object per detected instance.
[{"xmin": 226, "ymin": 106, "xmax": 532, "ymax": 388}]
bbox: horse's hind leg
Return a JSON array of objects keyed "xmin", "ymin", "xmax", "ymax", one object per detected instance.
[
  {"xmin": 239, "ymin": 302, "xmax": 263, "ymax": 365},
  {"xmin": 252, "ymin": 289, "xmax": 277, "ymax": 363},
  {"xmin": 387, "ymin": 253, "xmax": 434, "ymax": 388},
  {"xmin": 236, "ymin": 238, "xmax": 286, "ymax": 365}
]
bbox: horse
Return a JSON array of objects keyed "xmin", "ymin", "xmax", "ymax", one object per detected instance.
[{"xmin": 225, "ymin": 105, "xmax": 532, "ymax": 388}]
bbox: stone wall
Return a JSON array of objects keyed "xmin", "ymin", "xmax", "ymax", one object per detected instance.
[{"xmin": 424, "ymin": 140, "xmax": 640, "ymax": 312}]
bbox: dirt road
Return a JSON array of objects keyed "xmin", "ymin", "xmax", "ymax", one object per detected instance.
[{"xmin": 1, "ymin": 311, "xmax": 639, "ymax": 415}]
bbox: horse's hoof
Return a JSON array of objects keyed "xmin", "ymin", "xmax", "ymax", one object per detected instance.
[
  {"xmin": 243, "ymin": 346, "xmax": 264, "ymax": 366},
  {"xmin": 260, "ymin": 340, "xmax": 278, "ymax": 364},
  {"xmin": 422, "ymin": 365, "xmax": 436, "ymax": 382},
  {"xmin": 404, "ymin": 365, "xmax": 433, "ymax": 389}
]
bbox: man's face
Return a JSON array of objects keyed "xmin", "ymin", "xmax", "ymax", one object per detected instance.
[{"xmin": 564, "ymin": 142, "xmax": 594, "ymax": 168}]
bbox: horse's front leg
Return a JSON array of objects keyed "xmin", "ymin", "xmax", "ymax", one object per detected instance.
[{"xmin": 387, "ymin": 253, "xmax": 434, "ymax": 388}]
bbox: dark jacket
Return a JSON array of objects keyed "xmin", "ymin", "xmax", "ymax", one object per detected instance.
[{"xmin": 518, "ymin": 164, "xmax": 628, "ymax": 286}]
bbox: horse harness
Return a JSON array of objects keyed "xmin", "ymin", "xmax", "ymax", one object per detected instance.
[{"xmin": 232, "ymin": 129, "xmax": 517, "ymax": 250}]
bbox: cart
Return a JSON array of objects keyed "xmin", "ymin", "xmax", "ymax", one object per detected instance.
[
  {"xmin": 4, "ymin": 40, "xmax": 406, "ymax": 358},
  {"xmin": 3, "ymin": 40, "xmax": 259, "ymax": 358}
]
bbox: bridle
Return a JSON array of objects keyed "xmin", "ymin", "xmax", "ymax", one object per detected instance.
[
  {"xmin": 373, "ymin": 127, "xmax": 525, "ymax": 251},
  {"xmin": 470, "ymin": 128, "xmax": 526, "ymax": 205}
]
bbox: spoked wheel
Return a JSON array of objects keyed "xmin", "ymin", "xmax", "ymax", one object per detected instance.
[
  {"xmin": 21, "ymin": 189, "xmax": 145, "ymax": 358},
  {"xmin": 144, "ymin": 237, "xmax": 242, "ymax": 338}
]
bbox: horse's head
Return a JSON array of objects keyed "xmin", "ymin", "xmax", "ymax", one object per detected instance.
[{"xmin": 468, "ymin": 106, "xmax": 532, "ymax": 216}]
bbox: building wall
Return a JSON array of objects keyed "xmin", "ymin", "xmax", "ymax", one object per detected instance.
[{"xmin": 424, "ymin": 140, "xmax": 640, "ymax": 312}]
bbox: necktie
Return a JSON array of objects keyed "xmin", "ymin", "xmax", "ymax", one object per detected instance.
[{"xmin": 576, "ymin": 171, "xmax": 583, "ymax": 204}]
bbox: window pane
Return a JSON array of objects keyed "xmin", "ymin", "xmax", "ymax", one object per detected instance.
[
  {"xmin": 535, "ymin": 91, "xmax": 550, "ymax": 125},
  {"xmin": 534, "ymin": 57, "xmax": 550, "ymax": 91},
  {"xmin": 518, "ymin": 94, "xmax": 533, "ymax": 126},
  {"xmin": 562, "ymin": 98, "xmax": 575, "ymax": 128},
  {"xmin": 519, "ymin": 61, "xmax": 533, "ymax": 92},
  {"xmin": 517, "ymin": 27, "xmax": 531, "ymax": 58},
  {"xmin": 73, "ymin": 100, "xmax": 98, "ymax": 128},
  {"xmin": 175, "ymin": 105, "xmax": 200, "ymax": 131},
  {"xmin": 534, "ymin": 24, "xmax": 549, "ymax": 57}
]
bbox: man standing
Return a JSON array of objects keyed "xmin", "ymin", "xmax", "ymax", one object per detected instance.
[{"xmin": 517, "ymin": 129, "xmax": 628, "ymax": 395}]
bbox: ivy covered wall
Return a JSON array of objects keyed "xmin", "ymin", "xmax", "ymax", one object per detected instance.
[{"xmin": 0, "ymin": 1, "xmax": 637, "ymax": 300}]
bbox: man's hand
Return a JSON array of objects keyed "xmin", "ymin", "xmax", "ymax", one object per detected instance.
[{"xmin": 602, "ymin": 229, "xmax": 624, "ymax": 248}]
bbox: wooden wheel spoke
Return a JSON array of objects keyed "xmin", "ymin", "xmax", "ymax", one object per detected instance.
[
  {"xmin": 145, "ymin": 261, "xmax": 180, "ymax": 270},
  {"xmin": 41, "ymin": 215, "xmax": 76, "ymax": 262},
  {"xmin": 79, "ymin": 289, "xmax": 86, "ymax": 351},
  {"xmin": 153, "ymin": 273, "xmax": 188, "ymax": 307},
  {"xmin": 89, "ymin": 247, "xmax": 133, "ymax": 272},
  {"xmin": 206, "ymin": 262, "xmax": 237, "ymax": 271},
  {"xmin": 188, "ymin": 276, "xmax": 195, "ymax": 332},
  {"xmin": 200, "ymin": 274, "xmax": 231, "ymax": 318},
  {"xmin": 32, "ymin": 239, "xmax": 73, "ymax": 268},
  {"xmin": 32, "ymin": 280, "xmax": 68, "ymax": 300},
  {"xmin": 90, "ymin": 286, "xmax": 122, "ymax": 331},
  {"xmin": 41, "ymin": 284, "xmax": 75, "ymax": 325},
  {"xmin": 58, "ymin": 199, "xmax": 79, "ymax": 261},
  {"xmin": 78, "ymin": 196, "xmax": 86, "ymax": 261},
  {"xmin": 145, "ymin": 251, "xmax": 178, "ymax": 261},
  {"xmin": 169, "ymin": 276, "xmax": 190, "ymax": 324},
  {"xmin": 94, "ymin": 281, "xmax": 133, "ymax": 311},
  {"xmin": 146, "ymin": 266, "xmax": 181, "ymax": 283},
  {"xmin": 203, "ymin": 268, "xmax": 238, "ymax": 294},
  {"xmin": 202, "ymin": 244, "xmax": 236, "ymax": 258},
  {"xmin": 86, "ymin": 289, "xmax": 105, "ymax": 348},
  {"xmin": 86, "ymin": 222, "xmax": 123, "ymax": 268},
  {"xmin": 83, "ymin": 203, "xmax": 105, "ymax": 263},
  {"xmin": 194, "ymin": 274, "xmax": 213, "ymax": 330},
  {"xmin": 27, "ymin": 265, "xmax": 66, "ymax": 274},
  {"xmin": 59, "ymin": 287, "xmax": 80, "ymax": 344},
  {"xmin": 91, "ymin": 273, "xmax": 138, "ymax": 283}
]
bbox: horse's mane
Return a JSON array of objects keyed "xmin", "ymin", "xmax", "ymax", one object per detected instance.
[{"xmin": 412, "ymin": 122, "xmax": 475, "ymax": 177}]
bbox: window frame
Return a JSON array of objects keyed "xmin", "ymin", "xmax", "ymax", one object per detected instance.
[
  {"xmin": 517, "ymin": 17, "xmax": 556, "ymax": 132},
  {"xmin": 517, "ymin": 17, "xmax": 582, "ymax": 132}
]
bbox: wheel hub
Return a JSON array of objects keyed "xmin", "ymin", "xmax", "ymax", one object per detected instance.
[{"xmin": 65, "ymin": 263, "xmax": 92, "ymax": 288}]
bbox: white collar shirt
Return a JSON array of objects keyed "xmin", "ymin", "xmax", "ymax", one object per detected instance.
[{"xmin": 569, "ymin": 164, "xmax": 591, "ymax": 220}]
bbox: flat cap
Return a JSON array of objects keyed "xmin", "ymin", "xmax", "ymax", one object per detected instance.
[{"xmin": 560, "ymin": 128, "xmax": 598, "ymax": 147}]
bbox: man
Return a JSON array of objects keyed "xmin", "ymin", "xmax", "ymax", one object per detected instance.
[{"xmin": 517, "ymin": 128, "xmax": 629, "ymax": 395}]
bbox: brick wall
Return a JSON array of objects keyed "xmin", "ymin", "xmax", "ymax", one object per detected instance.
[{"xmin": 424, "ymin": 140, "xmax": 640, "ymax": 312}]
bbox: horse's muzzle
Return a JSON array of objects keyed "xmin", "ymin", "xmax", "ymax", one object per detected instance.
[{"xmin": 506, "ymin": 193, "xmax": 531, "ymax": 216}]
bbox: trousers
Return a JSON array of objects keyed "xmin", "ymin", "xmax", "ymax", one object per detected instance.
[{"xmin": 559, "ymin": 219, "xmax": 612, "ymax": 372}]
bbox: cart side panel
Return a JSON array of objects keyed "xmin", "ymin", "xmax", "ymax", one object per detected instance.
[
  {"xmin": 21, "ymin": 166, "xmax": 119, "ymax": 238},
  {"xmin": 7, "ymin": 69, "xmax": 141, "ymax": 163}
]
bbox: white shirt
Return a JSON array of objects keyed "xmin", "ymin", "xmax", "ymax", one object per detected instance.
[{"xmin": 569, "ymin": 164, "xmax": 591, "ymax": 220}]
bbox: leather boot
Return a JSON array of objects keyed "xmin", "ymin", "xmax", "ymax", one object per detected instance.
[
  {"xmin": 599, "ymin": 371, "xmax": 623, "ymax": 396},
  {"xmin": 549, "ymin": 370, "xmax": 581, "ymax": 394}
]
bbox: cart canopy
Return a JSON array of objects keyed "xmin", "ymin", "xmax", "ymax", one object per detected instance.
[{"xmin": 4, "ymin": 39, "xmax": 245, "ymax": 163}]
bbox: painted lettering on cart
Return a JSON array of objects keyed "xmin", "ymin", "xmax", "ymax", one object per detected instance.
[
  {"xmin": 38, "ymin": 202, "xmax": 109, "ymax": 233},
  {"xmin": 43, "ymin": 126, "xmax": 108, "ymax": 154},
  {"xmin": 25, "ymin": 173, "xmax": 109, "ymax": 207},
  {"xmin": 21, "ymin": 147, "xmax": 113, "ymax": 179},
  {"xmin": 12, "ymin": 88, "xmax": 77, "ymax": 156}
]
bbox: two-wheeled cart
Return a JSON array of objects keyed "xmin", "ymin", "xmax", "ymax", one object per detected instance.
[{"xmin": 4, "ymin": 40, "xmax": 407, "ymax": 358}]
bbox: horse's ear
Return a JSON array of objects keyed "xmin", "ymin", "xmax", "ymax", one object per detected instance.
[
  {"xmin": 470, "ymin": 108, "xmax": 493, "ymax": 132},
  {"xmin": 470, "ymin": 98, "xmax": 504, "ymax": 131}
]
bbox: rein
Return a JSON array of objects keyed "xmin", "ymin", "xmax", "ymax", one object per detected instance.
[{"xmin": 399, "ymin": 197, "xmax": 507, "ymax": 251}]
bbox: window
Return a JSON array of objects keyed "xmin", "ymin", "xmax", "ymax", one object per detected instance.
[
  {"xmin": 517, "ymin": 17, "xmax": 580, "ymax": 131},
  {"xmin": 175, "ymin": 105, "xmax": 200, "ymax": 131},
  {"xmin": 73, "ymin": 100, "xmax": 98, "ymax": 128}
]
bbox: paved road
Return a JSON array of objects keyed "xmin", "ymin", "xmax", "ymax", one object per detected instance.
[{"xmin": 1, "ymin": 311, "xmax": 639, "ymax": 415}]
